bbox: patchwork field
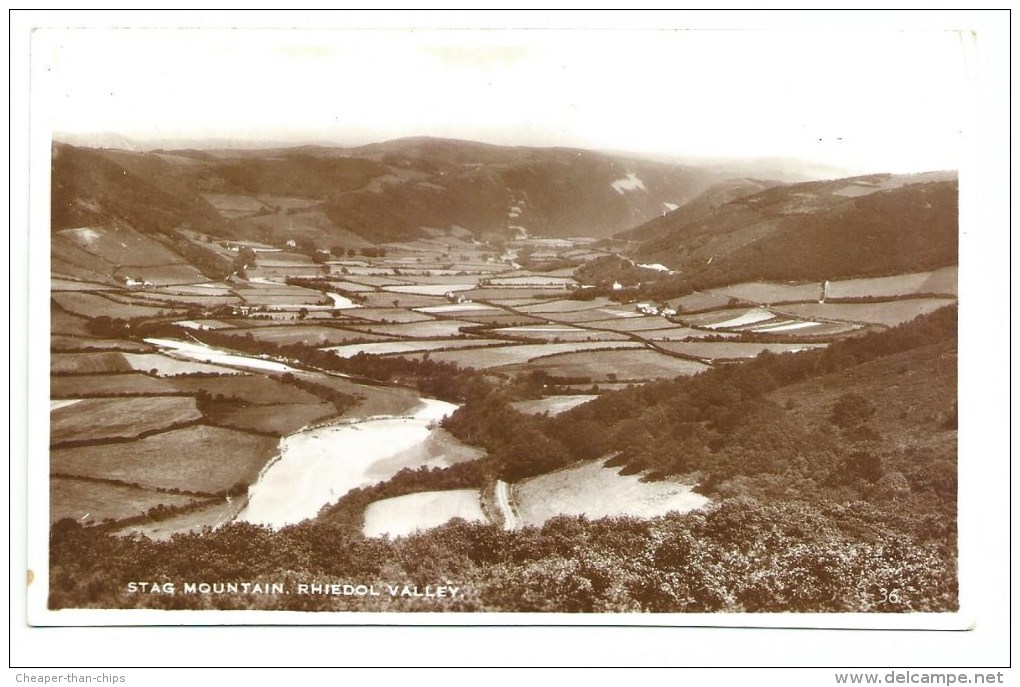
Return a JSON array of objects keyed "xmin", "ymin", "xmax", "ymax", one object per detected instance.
[
  {"xmin": 52, "ymin": 292, "xmax": 188, "ymax": 319},
  {"xmin": 354, "ymin": 292, "xmax": 451, "ymax": 309},
  {"xmin": 363, "ymin": 489, "xmax": 487, "ymax": 538},
  {"xmin": 340, "ymin": 308, "xmax": 436, "ymax": 323},
  {"xmin": 492, "ymin": 326, "xmax": 631, "ymax": 343},
  {"xmin": 515, "ymin": 297, "xmax": 617, "ymax": 314},
  {"xmin": 403, "ymin": 341, "xmax": 643, "ymax": 370},
  {"xmin": 345, "ymin": 320, "xmax": 483, "ymax": 339},
  {"xmin": 681, "ymin": 307, "xmax": 777, "ymax": 329},
  {"xmin": 324, "ymin": 338, "xmax": 508, "ymax": 358},
  {"xmin": 582, "ymin": 316, "xmax": 679, "ymax": 332},
  {"xmin": 514, "ymin": 459, "xmax": 710, "ymax": 527},
  {"xmin": 51, "ymin": 352, "xmax": 134, "ymax": 375},
  {"xmin": 168, "ymin": 374, "xmax": 325, "ymax": 405},
  {"xmin": 51, "ymin": 373, "xmax": 181, "ymax": 398},
  {"xmin": 202, "ymin": 401, "xmax": 337, "ymax": 435},
  {"xmin": 777, "ymin": 298, "xmax": 957, "ymax": 327},
  {"xmin": 50, "ymin": 425, "xmax": 280, "ymax": 493},
  {"xmin": 640, "ymin": 326, "xmax": 741, "ymax": 341},
  {"xmin": 219, "ymin": 325, "xmax": 393, "ymax": 346},
  {"xmin": 50, "ymin": 476, "xmax": 207, "ymax": 525},
  {"xmin": 500, "ymin": 348, "xmax": 710, "ymax": 381},
  {"xmin": 50, "ymin": 396, "xmax": 202, "ymax": 445},
  {"xmin": 382, "ymin": 283, "xmax": 477, "ymax": 296}
]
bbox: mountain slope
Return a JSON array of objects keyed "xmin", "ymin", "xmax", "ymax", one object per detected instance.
[{"xmin": 624, "ymin": 172, "xmax": 957, "ymax": 287}]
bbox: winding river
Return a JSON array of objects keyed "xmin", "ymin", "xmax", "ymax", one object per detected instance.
[{"xmin": 236, "ymin": 398, "xmax": 460, "ymax": 529}]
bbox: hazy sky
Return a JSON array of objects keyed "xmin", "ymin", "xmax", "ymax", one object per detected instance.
[{"xmin": 35, "ymin": 21, "xmax": 974, "ymax": 173}]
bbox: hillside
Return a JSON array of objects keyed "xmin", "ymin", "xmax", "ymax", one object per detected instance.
[
  {"xmin": 623, "ymin": 172, "xmax": 958, "ymax": 288},
  {"xmin": 615, "ymin": 177, "xmax": 781, "ymax": 243},
  {"xmin": 51, "ymin": 137, "xmax": 745, "ymax": 246}
]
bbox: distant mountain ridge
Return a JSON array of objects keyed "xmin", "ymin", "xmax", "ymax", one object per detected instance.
[{"xmin": 52, "ymin": 137, "xmax": 753, "ymax": 243}]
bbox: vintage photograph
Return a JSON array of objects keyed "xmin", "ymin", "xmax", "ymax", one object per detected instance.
[{"xmin": 29, "ymin": 19, "xmax": 970, "ymax": 624}]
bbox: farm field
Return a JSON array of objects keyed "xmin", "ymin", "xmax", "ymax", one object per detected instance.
[
  {"xmin": 581, "ymin": 316, "xmax": 678, "ymax": 332},
  {"xmin": 121, "ymin": 353, "xmax": 244, "ymax": 376},
  {"xmin": 488, "ymin": 325, "xmax": 631, "ymax": 342},
  {"xmin": 50, "ymin": 476, "xmax": 207, "ymax": 525},
  {"xmin": 500, "ymin": 348, "xmax": 710, "ymax": 381},
  {"xmin": 382, "ymin": 283, "xmax": 476, "ymax": 296},
  {"xmin": 515, "ymin": 297, "xmax": 616, "ymax": 314},
  {"xmin": 514, "ymin": 459, "xmax": 710, "ymax": 527},
  {"xmin": 459, "ymin": 287, "xmax": 569, "ymax": 301},
  {"xmin": 414, "ymin": 303, "xmax": 504, "ymax": 315},
  {"xmin": 655, "ymin": 341, "xmax": 826, "ymax": 360},
  {"xmin": 158, "ymin": 283, "xmax": 236, "ymax": 296},
  {"xmin": 403, "ymin": 341, "xmax": 643, "ymax": 370},
  {"xmin": 711, "ymin": 281, "xmax": 822, "ymax": 304},
  {"xmin": 50, "ymin": 336, "xmax": 153, "ymax": 353},
  {"xmin": 339, "ymin": 307, "xmax": 436, "ymax": 323},
  {"xmin": 355, "ymin": 292, "xmax": 451, "ymax": 309},
  {"xmin": 345, "ymin": 319, "xmax": 483, "ymax": 339},
  {"xmin": 487, "ymin": 276, "xmax": 577, "ymax": 287},
  {"xmin": 51, "ymin": 352, "xmax": 134, "ymax": 375},
  {"xmin": 52, "ymin": 292, "xmax": 188, "ymax": 319},
  {"xmin": 826, "ymin": 266, "xmax": 958, "ymax": 299},
  {"xmin": 110, "ymin": 290, "xmax": 240, "ymax": 308},
  {"xmin": 509, "ymin": 395, "xmax": 598, "ymax": 416},
  {"xmin": 51, "ymin": 304, "xmax": 92, "ymax": 335},
  {"xmin": 668, "ymin": 291, "xmax": 734, "ymax": 313},
  {"xmin": 202, "ymin": 401, "xmax": 337, "ymax": 435},
  {"xmin": 50, "ymin": 278, "xmax": 109, "ymax": 292},
  {"xmin": 777, "ymin": 298, "xmax": 957, "ymax": 327},
  {"xmin": 219, "ymin": 325, "xmax": 394, "ymax": 346},
  {"xmin": 50, "ymin": 425, "xmax": 280, "ymax": 493},
  {"xmin": 51, "ymin": 373, "xmax": 181, "ymax": 398},
  {"xmin": 324, "ymin": 338, "xmax": 509, "ymax": 358},
  {"xmin": 141, "ymin": 339, "xmax": 301, "ymax": 373},
  {"xmin": 640, "ymin": 326, "xmax": 741, "ymax": 341},
  {"xmin": 680, "ymin": 307, "xmax": 777, "ymax": 329},
  {"xmin": 363, "ymin": 489, "xmax": 487, "ymax": 538},
  {"xmin": 50, "ymin": 396, "xmax": 202, "ymax": 445},
  {"xmin": 168, "ymin": 374, "xmax": 325, "ymax": 405},
  {"xmin": 466, "ymin": 316, "xmax": 555, "ymax": 329}
]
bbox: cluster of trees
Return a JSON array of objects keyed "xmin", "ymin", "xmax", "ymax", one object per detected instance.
[{"xmin": 48, "ymin": 496, "xmax": 957, "ymax": 613}]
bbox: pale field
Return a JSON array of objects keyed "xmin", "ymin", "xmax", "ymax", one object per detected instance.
[
  {"xmin": 515, "ymin": 459, "xmax": 710, "ymax": 527},
  {"xmin": 363, "ymin": 489, "xmax": 487, "ymax": 538},
  {"xmin": 508, "ymin": 395, "xmax": 599, "ymax": 416}
]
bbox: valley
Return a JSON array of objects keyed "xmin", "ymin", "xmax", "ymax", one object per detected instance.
[{"xmin": 46, "ymin": 138, "xmax": 959, "ymax": 613}]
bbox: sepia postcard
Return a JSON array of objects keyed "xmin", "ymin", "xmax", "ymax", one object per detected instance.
[{"xmin": 18, "ymin": 12, "xmax": 1005, "ymax": 635}]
